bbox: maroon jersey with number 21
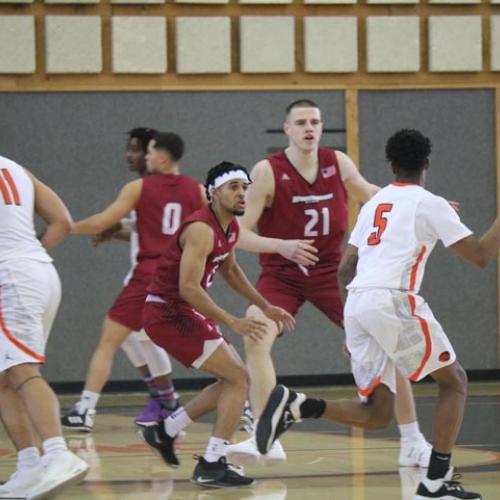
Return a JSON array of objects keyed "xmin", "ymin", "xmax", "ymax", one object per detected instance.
[{"xmin": 257, "ymin": 148, "xmax": 348, "ymax": 268}]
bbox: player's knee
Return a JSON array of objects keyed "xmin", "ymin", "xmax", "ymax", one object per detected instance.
[
  {"xmin": 364, "ymin": 387, "xmax": 394, "ymax": 430},
  {"xmin": 243, "ymin": 329, "xmax": 276, "ymax": 356},
  {"xmin": 365, "ymin": 406, "xmax": 393, "ymax": 430},
  {"xmin": 438, "ymin": 362, "xmax": 467, "ymax": 397},
  {"xmin": 228, "ymin": 364, "xmax": 250, "ymax": 392}
]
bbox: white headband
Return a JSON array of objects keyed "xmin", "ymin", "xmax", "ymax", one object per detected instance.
[{"xmin": 209, "ymin": 169, "xmax": 251, "ymax": 190}]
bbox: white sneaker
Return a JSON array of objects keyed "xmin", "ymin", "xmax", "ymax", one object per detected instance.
[
  {"xmin": 226, "ymin": 437, "xmax": 260, "ymax": 465},
  {"xmin": 27, "ymin": 450, "xmax": 89, "ymax": 500},
  {"xmin": 259, "ymin": 440, "xmax": 287, "ymax": 466},
  {"xmin": 399, "ymin": 436, "xmax": 432, "ymax": 467},
  {"xmin": 226, "ymin": 437, "xmax": 286, "ymax": 466},
  {"xmin": 0, "ymin": 464, "xmax": 43, "ymax": 499},
  {"xmin": 399, "ymin": 467, "xmax": 426, "ymax": 500}
]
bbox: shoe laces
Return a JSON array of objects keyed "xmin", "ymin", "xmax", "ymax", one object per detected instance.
[
  {"xmin": 443, "ymin": 472, "xmax": 464, "ymax": 489},
  {"xmin": 443, "ymin": 480, "xmax": 465, "ymax": 492}
]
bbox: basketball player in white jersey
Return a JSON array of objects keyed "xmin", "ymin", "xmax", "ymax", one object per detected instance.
[
  {"xmin": 256, "ymin": 129, "xmax": 498, "ymax": 499},
  {"xmin": 0, "ymin": 155, "xmax": 89, "ymax": 498}
]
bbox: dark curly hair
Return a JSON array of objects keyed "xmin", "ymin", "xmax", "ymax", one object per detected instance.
[
  {"xmin": 205, "ymin": 161, "xmax": 250, "ymax": 201},
  {"xmin": 385, "ymin": 129, "xmax": 432, "ymax": 174},
  {"xmin": 128, "ymin": 127, "xmax": 158, "ymax": 153}
]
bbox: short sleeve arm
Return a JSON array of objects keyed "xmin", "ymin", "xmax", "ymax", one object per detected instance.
[
  {"xmin": 348, "ymin": 208, "xmax": 365, "ymax": 248},
  {"xmin": 416, "ymin": 195, "xmax": 473, "ymax": 247}
]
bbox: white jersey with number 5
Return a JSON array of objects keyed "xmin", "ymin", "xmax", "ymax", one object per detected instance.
[
  {"xmin": 0, "ymin": 155, "xmax": 51, "ymax": 263},
  {"xmin": 347, "ymin": 182, "xmax": 472, "ymax": 293}
]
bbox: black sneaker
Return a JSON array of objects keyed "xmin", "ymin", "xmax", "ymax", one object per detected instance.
[
  {"xmin": 141, "ymin": 423, "xmax": 179, "ymax": 468},
  {"xmin": 191, "ymin": 456, "xmax": 255, "ymax": 488},
  {"xmin": 256, "ymin": 384, "xmax": 305, "ymax": 455},
  {"xmin": 61, "ymin": 407, "xmax": 95, "ymax": 432},
  {"xmin": 415, "ymin": 476, "xmax": 482, "ymax": 499}
]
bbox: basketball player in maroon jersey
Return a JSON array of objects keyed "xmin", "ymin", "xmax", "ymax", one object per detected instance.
[
  {"xmin": 229, "ymin": 99, "xmax": 431, "ymax": 467},
  {"xmin": 141, "ymin": 161, "xmax": 295, "ymax": 488},
  {"xmin": 61, "ymin": 132, "xmax": 205, "ymax": 431},
  {"xmin": 93, "ymin": 127, "xmax": 185, "ymax": 428}
]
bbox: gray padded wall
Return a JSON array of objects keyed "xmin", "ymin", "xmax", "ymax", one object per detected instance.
[
  {"xmin": 359, "ymin": 89, "xmax": 498, "ymax": 369},
  {"xmin": 0, "ymin": 91, "xmax": 349, "ymax": 384}
]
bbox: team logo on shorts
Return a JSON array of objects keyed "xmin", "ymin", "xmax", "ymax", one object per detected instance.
[{"xmin": 439, "ymin": 351, "xmax": 451, "ymax": 362}]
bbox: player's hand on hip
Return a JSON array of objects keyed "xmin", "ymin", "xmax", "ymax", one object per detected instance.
[
  {"xmin": 230, "ymin": 318, "xmax": 268, "ymax": 341},
  {"xmin": 277, "ymin": 239, "xmax": 319, "ymax": 266},
  {"xmin": 262, "ymin": 305, "xmax": 296, "ymax": 333}
]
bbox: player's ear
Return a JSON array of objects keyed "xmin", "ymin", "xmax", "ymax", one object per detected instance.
[{"xmin": 423, "ymin": 158, "xmax": 430, "ymax": 171}]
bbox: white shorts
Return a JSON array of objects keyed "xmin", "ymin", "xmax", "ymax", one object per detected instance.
[
  {"xmin": 0, "ymin": 260, "xmax": 61, "ymax": 371},
  {"xmin": 344, "ymin": 289, "xmax": 456, "ymax": 399},
  {"xmin": 131, "ymin": 329, "xmax": 149, "ymax": 342}
]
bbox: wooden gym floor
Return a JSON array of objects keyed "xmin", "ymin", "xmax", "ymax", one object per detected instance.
[{"xmin": 0, "ymin": 382, "xmax": 499, "ymax": 499}]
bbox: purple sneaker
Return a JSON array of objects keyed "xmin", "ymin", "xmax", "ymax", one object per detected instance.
[{"xmin": 134, "ymin": 398, "xmax": 162, "ymax": 427}]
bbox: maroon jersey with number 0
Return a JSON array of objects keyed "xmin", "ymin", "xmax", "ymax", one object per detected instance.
[{"xmin": 134, "ymin": 174, "xmax": 202, "ymax": 274}]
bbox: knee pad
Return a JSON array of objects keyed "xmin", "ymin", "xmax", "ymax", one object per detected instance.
[
  {"xmin": 121, "ymin": 332, "xmax": 146, "ymax": 368},
  {"xmin": 140, "ymin": 339, "xmax": 172, "ymax": 377}
]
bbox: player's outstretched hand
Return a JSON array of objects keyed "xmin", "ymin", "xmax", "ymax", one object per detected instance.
[
  {"xmin": 276, "ymin": 239, "xmax": 319, "ymax": 266},
  {"xmin": 230, "ymin": 318, "xmax": 268, "ymax": 341},
  {"xmin": 262, "ymin": 305, "xmax": 296, "ymax": 333}
]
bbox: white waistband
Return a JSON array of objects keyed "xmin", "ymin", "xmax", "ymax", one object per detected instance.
[{"xmin": 146, "ymin": 294, "xmax": 166, "ymax": 304}]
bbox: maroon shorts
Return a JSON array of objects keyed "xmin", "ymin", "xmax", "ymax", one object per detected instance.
[
  {"xmin": 143, "ymin": 300, "xmax": 227, "ymax": 368},
  {"xmin": 256, "ymin": 265, "xmax": 344, "ymax": 327},
  {"xmin": 108, "ymin": 269, "xmax": 152, "ymax": 331}
]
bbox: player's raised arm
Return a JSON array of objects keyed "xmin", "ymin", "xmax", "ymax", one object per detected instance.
[
  {"xmin": 26, "ymin": 170, "xmax": 73, "ymax": 251},
  {"xmin": 236, "ymin": 160, "xmax": 318, "ymax": 265},
  {"xmin": 449, "ymin": 218, "xmax": 500, "ymax": 268},
  {"xmin": 72, "ymin": 179, "xmax": 142, "ymax": 235},
  {"xmin": 337, "ymin": 151, "xmax": 380, "ymax": 203}
]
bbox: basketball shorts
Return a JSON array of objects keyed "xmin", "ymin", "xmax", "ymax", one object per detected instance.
[
  {"xmin": 108, "ymin": 268, "xmax": 152, "ymax": 332},
  {"xmin": 143, "ymin": 295, "xmax": 227, "ymax": 368},
  {"xmin": 255, "ymin": 265, "xmax": 343, "ymax": 327},
  {"xmin": 344, "ymin": 288, "xmax": 456, "ymax": 399},
  {"xmin": 0, "ymin": 260, "xmax": 61, "ymax": 371}
]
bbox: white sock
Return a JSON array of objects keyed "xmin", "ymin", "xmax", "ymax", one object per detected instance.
[
  {"xmin": 204, "ymin": 436, "xmax": 229, "ymax": 463},
  {"xmin": 76, "ymin": 390, "xmax": 100, "ymax": 413},
  {"xmin": 42, "ymin": 437, "xmax": 67, "ymax": 456},
  {"xmin": 17, "ymin": 447, "xmax": 41, "ymax": 470},
  {"xmin": 399, "ymin": 421, "xmax": 421, "ymax": 440},
  {"xmin": 164, "ymin": 407, "xmax": 192, "ymax": 438}
]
